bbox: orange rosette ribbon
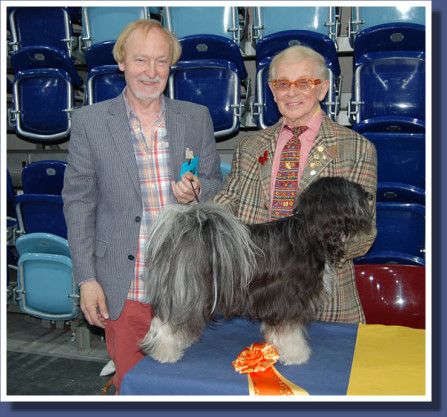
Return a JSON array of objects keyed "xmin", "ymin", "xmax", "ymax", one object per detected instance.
[{"xmin": 232, "ymin": 343, "xmax": 309, "ymax": 396}]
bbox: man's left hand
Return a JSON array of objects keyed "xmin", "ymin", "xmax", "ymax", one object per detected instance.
[{"xmin": 172, "ymin": 172, "xmax": 201, "ymax": 204}]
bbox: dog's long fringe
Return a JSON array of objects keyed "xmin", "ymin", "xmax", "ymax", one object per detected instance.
[
  {"xmin": 145, "ymin": 201, "xmax": 261, "ymax": 334},
  {"xmin": 141, "ymin": 177, "xmax": 375, "ymax": 364}
]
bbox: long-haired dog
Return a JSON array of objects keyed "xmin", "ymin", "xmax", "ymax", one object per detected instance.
[{"xmin": 141, "ymin": 177, "xmax": 374, "ymax": 365}]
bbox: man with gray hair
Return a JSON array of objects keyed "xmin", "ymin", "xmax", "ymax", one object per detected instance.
[{"xmin": 213, "ymin": 45, "xmax": 377, "ymax": 324}]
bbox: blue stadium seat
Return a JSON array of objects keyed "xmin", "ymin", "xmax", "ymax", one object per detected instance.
[
  {"xmin": 362, "ymin": 132, "xmax": 425, "ymax": 204},
  {"xmin": 8, "ymin": 69, "xmax": 75, "ymax": 143},
  {"xmin": 15, "ymin": 232, "xmax": 71, "ymax": 257},
  {"xmin": 251, "ymin": 6, "xmax": 340, "ymax": 46},
  {"xmin": 8, "ymin": 7, "xmax": 77, "ymax": 57},
  {"xmin": 355, "ymin": 202, "xmax": 425, "ymax": 265},
  {"xmin": 83, "ymin": 41, "xmax": 116, "ymax": 72},
  {"xmin": 169, "ymin": 59, "xmax": 243, "ymax": 140},
  {"xmin": 15, "ymin": 194, "xmax": 67, "ymax": 239},
  {"xmin": 349, "ymin": 51, "xmax": 425, "ymax": 128},
  {"xmin": 252, "ymin": 30, "xmax": 341, "ymax": 129},
  {"xmin": 81, "ymin": 6, "xmax": 149, "ymax": 70},
  {"xmin": 10, "ymin": 45, "xmax": 83, "ymax": 88},
  {"xmin": 15, "ymin": 233, "xmax": 78, "ymax": 321},
  {"xmin": 8, "ymin": 7, "xmax": 82, "ymax": 87},
  {"xmin": 349, "ymin": 6, "xmax": 425, "ymax": 47},
  {"xmin": 21, "ymin": 160, "xmax": 67, "ymax": 195},
  {"xmin": 163, "ymin": 6, "xmax": 245, "ymax": 48},
  {"xmin": 179, "ymin": 35, "xmax": 247, "ymax": 78},
  {"xmin": 168, "ymin": 35, "xmax": 249, "ymax": 139},
  {"xmin": 376, "ymin": 182, "xmax": 425, "ymax": 206},
  {"xmin": 86, "ymin": 65, "xmax": 126, "ymax": 104},
  {"xmin": 353, "ymin": 23, "xmax": 425, "ymax": 62},
  {"xmin": 352, "ymin": 116, "xmax": 426, "ymax": 134}
]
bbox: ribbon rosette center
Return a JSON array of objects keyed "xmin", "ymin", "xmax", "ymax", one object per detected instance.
[
  {"xmin": 232, "ymin": 343, "xmax": 309, "ymax": 396},
  {"xmin": 233, "ymin": 343, "xmax": 279, "ymax": 374}
]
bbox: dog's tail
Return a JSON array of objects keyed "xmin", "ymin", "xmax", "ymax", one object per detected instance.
[{"xmin": 145, "ymin": 201, "xmax": 260, "ymax": 331}]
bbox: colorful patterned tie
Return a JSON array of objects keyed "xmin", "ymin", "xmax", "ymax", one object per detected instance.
[{"xmin": 271, "ymin": 126, "xmax": 308, "ymax": 220}]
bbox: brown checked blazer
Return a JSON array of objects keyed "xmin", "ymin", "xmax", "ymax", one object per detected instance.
[{"xmin": 212, "ymin": 113, "xmax": 378, "ymax": 323}]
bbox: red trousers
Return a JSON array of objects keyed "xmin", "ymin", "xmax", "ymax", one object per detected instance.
[{"xmin": 104, "ymin": 300, "xmax": 153, "ymax": 393}]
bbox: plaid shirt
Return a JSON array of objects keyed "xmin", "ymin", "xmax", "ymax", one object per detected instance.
[{"xmin": 125, "ymin": 96, "xmax": 175, "ymax": 302}]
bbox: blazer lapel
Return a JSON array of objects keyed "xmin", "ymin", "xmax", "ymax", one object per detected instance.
[
  {"xmin": 299, "ymin": 115, "xmax": 339, "ymax": 192},
  {"xmin": 106, "ymin": 94, "xmax": 141, "ymax": 194},
  {"xmin": 165, "ymin": 99, "xmax": 186, "ymax": 182},
  {"xmin": 257, "ymin": 121, "xmax": 282, "ymax": 202}
]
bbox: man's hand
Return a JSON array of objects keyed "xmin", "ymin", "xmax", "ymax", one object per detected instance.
[
  {"xmin": 172, "ymin": 172, "xmax": 201, "ymax": 204},
  {"xmin": 79, "ymin": 280, "xmax": 109, "ymax": 328}
]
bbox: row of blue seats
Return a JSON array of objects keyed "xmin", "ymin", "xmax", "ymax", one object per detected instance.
[
  {"xmin": 7, "ymin": 156, "xmax": 426, "ymax": 267},
  {"xmin": 6, "ymin": 52, "xmax": 425, "ymax": 142},
  {"xmin": 6, "ymin": 6, "xmax": 426, "ymax": 143},
  {"xmin": 6, "ymin": 6, "xmax": 427, "ymax": 59},
  {"xmin": 6, "ymin": 44, "xmax": 425, "ymax": 142}
]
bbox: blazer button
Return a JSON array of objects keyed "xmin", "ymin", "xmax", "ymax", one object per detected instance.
[
  {"xmin": 135, "ymin": 216, "xmax": 141, "ymax": 222},
  {"xmin": 128, "ymin": 255, "xmax": 135, "ymax": 261}
]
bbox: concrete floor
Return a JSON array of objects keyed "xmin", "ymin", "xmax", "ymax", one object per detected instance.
[{"xmin": 6, "ymin": 311, "xmax": 116, "ymax": 396}]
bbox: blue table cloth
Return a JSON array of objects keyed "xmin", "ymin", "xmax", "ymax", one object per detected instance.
[{"xmin": 120, "ymin": 318, "xmax": 358, "ymax": 396}]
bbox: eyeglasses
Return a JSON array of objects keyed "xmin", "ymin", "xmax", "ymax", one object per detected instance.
[{"xmin": 272, "ymin": 78, "xmax": 322, "ymax": 91}]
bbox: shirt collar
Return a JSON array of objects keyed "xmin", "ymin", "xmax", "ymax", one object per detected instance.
[
  {"xmin": 123, "ymin": 88, "xmax": 166, "ymax": 121},
  {"xmin": 279, "ymin": 105, "xmax": 323, "ymax": 136}
]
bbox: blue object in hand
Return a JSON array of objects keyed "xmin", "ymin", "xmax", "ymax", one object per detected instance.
[{"xmin": 179, "ymin": 156, "xmax": 199, "ymax": 181}]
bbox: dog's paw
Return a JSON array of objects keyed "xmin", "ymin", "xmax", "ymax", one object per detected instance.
[
  {"xmin": 277, "ymin": 344, "xmax": 311, "ymax": 365},
  {"xmin": 262, "ymin": 321, "xmax": 312, "ymax": 365},
  {"xmin": 140, "ymin": 317, "xmax": 188, "ymax": 364},
  {"xmin": 148, "ymin": 345, "xmax": 184, "ymax": 364}
]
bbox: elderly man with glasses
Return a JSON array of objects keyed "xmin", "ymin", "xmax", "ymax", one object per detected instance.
[{"xmin": 212, "ymin": 45, "xmax": 378, "ymax": 324}]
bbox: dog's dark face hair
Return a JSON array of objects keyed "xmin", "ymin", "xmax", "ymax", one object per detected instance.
[{"xmin": 294, "ymin": 177, "xmax": 374, "ymax": 262}]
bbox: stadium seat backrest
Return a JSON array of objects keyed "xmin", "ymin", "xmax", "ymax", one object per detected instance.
[
  {"xmin": 15, "ymin": 194, "xmax": 67, "ymax": 238},
  {"xmin": 252, "ymin": 6, "xmax": 339, "ymax": 43},
  {"xmin": 168, "ymin": 59, "xmax": 242, "ymax": 139},
  {"xmin": 21, "ymin": 160, "xmax": 67, "ymax": 195},
  {"xmin": 10, "ymin": 69, "xmax": 74, "ymax": 143},
  {"xmin": 352, "ymin": 51, "xmax": 425, "ymax": 123},
  {"xmin": 355, "ymin": 202, "xmax": 425, "ymax": 265},
  {"xmin": 86, "ymin": 65, "xmax": 126, "ymax": 104},
  {"xmin": 81, "ymin": 6, "xmax": 149, "ymax": 48},
  {"xmin": 362, "ymin": 133, "xmax": 425, "ymax": 189},
  {"xmin": 8, "ymin": 7, "xmax": 75, "ymax": 55},
  {"xmin": 164, "ymin": 6, "xmax": 243, "ymax": 44},
  {"xmin": 355, "ymin": 264, "xmax": 425, "ymax": 328},
  {"xmin": 350, "ymin": 6, "xmax": 425, "ymax": 43}
]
